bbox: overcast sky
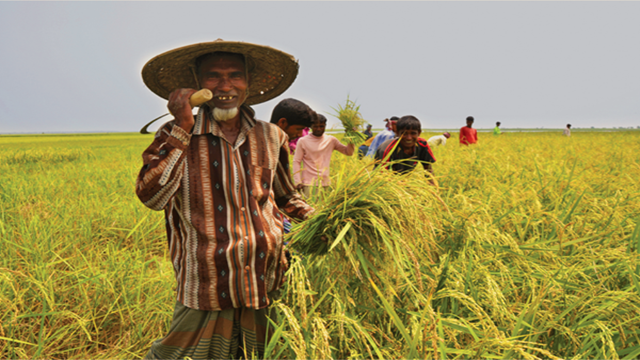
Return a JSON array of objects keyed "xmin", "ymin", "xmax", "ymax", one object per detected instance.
[{"xmin": 1, "ymin": 1, "xmax": 639, "ymax": 134}]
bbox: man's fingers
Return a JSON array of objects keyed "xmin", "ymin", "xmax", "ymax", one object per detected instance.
[{"xmin": 168, "ymin": 89, "xmax": 197, "ymax": 115}]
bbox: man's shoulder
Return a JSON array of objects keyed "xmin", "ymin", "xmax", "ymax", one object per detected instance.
[
  {"xmin": 378, "ymin": 137, "xmax": 395, "ymax": 150},
  {"xmin": 374, "ymin": 138, "xmax": 396, "ymax": 159},
  {"xmin": 253, "ymin": 119, "xmax": 286, "ymax": 140},
  {"xmin": 297, "ymin": 134, "xmax": 315, "ymax": 145},
  {"xmin": 325, "ymin": 134, "xmax": 340, "ymax": 142},
  {"xmin": 375, "ymin": 130, "xmax": 392, "ymax": 141}
]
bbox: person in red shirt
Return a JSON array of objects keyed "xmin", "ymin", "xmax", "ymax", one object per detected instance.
[{"xmin": 459, "ymin": 116, "xmax": 478, "ymax": 145}]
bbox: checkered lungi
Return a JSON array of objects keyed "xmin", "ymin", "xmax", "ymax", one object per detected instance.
[{"xmin": 144, "ymin": 299, "xmax": 277, "ymax": 360}]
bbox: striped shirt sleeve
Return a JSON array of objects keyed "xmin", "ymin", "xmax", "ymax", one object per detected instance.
[{"xmin": 136, "ymin": 121, "xmax": 191, "ymax": 210}]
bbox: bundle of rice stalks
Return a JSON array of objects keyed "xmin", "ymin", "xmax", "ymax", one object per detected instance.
[
  {"xmin": 331, "ymin": 96, "xmax": 368, "ymax": 145},
  {"xmin": 288, "ymin": 157, "xmax": 443, "ymax": 260},
  {"xmin": 285, "ymin": 157, "xmax": 447, "ymax": 358}
]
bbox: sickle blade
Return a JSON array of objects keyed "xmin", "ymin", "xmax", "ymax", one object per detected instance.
[{"xmin": 140, "ymin": 113, "xmax": 170, "ymax": 134}]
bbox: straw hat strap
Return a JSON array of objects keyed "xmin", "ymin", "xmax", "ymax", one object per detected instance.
[{"xmin": 189, "ymin": 64, "xmax": 201, "ymax": 89}]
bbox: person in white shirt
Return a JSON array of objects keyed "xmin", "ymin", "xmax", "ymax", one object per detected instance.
[
  {"xmin": 564, "ymin": 124, "xmax": 572, "ymax": 137},
  {"xmin": 427, "ymin": 132, "xmax": 451, "ymax": 147}
]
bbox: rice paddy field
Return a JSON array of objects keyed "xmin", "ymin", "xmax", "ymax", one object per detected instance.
[{"xmin": 1, "ymin": 129, "xmax": 640, "ymax": 359}]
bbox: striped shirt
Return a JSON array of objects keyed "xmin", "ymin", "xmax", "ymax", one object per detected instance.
[{"xmin": 136, "ymin": 105, "xmax": 313, "ymax": 311}]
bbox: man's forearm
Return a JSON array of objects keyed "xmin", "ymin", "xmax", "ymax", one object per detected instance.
[{"xmin": 136, "ymin": 123, "xmax": 189, "ymax": 210}]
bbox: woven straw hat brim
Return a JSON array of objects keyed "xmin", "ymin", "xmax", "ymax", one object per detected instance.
[{"xmin": 142, "ymin": 40, "xmax": 299, "ymax": 106}]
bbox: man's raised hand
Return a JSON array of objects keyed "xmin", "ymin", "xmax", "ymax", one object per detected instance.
[{"xmin": 168, "ymin": 89, "xmax": 198, "ymax": 133}]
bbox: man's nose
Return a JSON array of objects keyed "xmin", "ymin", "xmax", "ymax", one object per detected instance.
[{"xmin": 217, "ymin": 77, "xmax": 233, "ymax": 91}]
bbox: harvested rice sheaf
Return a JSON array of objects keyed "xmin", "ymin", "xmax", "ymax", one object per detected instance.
[
  {"xmin": 288, "ymin": 159, "xmax": 441, "ymax": 260},
  {"xmin": 331, "ymin": 97, "xmax": 368, "ymax": 145}
]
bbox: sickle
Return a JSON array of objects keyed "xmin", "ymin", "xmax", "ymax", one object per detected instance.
[{"xmin": 139, "ymin": 89, "xmax": 213, "ymax": 134}]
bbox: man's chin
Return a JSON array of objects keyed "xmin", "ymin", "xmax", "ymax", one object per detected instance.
[{"xmin": 212, "ymin": 107, "xmax": 239, "ymax": 122}]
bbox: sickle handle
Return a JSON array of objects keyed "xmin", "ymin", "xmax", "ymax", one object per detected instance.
[
  {"xmin": 189, "ymin": 89, "xmax": 213, "ymax": 107},
  {"xmin": 140, "ymin": 89, "xmax": 213, "ymax": 134}
]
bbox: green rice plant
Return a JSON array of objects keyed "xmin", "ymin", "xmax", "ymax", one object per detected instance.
[{"xmin": 330, "ymin": 96, "xmax": 368, "ymax": 145}]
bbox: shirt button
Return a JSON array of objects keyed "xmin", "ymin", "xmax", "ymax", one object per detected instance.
[
  {"xmin": 241, "ymin": 207, "xmax": 246, "ymax": 211},
  {"xmin": 245, "ymin": 265, "xmax": 250, "ymax": 271},
  {"xmin": 245, "ymin": 236, "xmax": 249, "ymax": 240}
]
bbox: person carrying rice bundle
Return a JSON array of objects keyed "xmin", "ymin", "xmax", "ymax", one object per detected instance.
[
  {"xmin": 136, "ymin": 39, "xmax": 316, "ymax": 360},
  {"xmin": 374, "ymin": 115, "xmax": 436, "ymax": 180},
  {"xmin": 293, "ymin": 113, "xmax": 355, "ymax": 199}
]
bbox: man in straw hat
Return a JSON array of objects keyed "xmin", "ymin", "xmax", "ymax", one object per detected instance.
[{"xmin": 136, "ymin": 39, "xmax": 315, "ymax": 359}]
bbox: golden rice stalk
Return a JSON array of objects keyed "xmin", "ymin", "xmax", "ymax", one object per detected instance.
[{"xmin": 331, "ymin": 96, "xmax": 368, "ymax": 145}]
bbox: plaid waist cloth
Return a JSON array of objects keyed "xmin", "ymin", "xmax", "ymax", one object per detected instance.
[{"xmin": 145, "ymin": 295, "xmax": 278, "ymax": 360}]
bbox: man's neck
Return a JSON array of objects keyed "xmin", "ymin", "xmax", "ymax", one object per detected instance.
[
  {"xmin": 215, "ymin": 113, "xmax": 242, "ymax": 131},
  {"xmin": 215, "ymin": 114, "xmax": 243, "ymax": 145}
]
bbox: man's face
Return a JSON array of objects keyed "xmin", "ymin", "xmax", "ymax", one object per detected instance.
[
  {"xmin": 198, "ymin": 55, "xmax": 248, "ymax": 110},
  {"xmin": 390, "ymin": 122, "xmax": 397, "ymax": 133},
  {"xmin": 311, "ymin": 121, "xmax": 326, "ymax": 137},
  {"xmin": 399, "ymin": 129, "xmax": 420, "ymax": 151},
  {"xmin": 284, "ymin": 124, "xmax": 306, "ymax": 140},
  {"xmin": 466, "ymin": 120, "xmax": 474, "ymax": 128}
]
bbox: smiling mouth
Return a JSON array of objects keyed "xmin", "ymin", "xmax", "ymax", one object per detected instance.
[{"xmin": 215, "ymin": 95, "xmax": 237, "ymax": 101}]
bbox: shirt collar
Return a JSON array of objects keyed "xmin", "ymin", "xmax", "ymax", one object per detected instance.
[{"xmin": 393, "ymin": 139, "xmax": 416, "ymax": 157}]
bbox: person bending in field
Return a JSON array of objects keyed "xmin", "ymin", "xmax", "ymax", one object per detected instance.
[
  {"xmin": 136, "ymin": 40, "xmax": 317, "ymax": 360},
  {"xmin": 460, "ymin": 116, "xmax": 478, "ymax": 145},
  {"xmin": 374, "ymin": 115, "xmax": 436, "ymax": 181},
  {"xmin": 270, "ymin": 98, "xmax": 314, "ymax": 153},
  {"xmin": 427, "ymin": 132, "xmax": 451, "ymax": 147},
  {"xmin": 365, "ymin": 116, "xmax": 398, "ymax": 157},
  {"xmin": 293, "ymin": 114, "xmax": 355, "ymax": 199}
]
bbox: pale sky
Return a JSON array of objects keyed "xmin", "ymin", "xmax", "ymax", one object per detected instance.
[{"xmin": 1, "ymin": 1, "xmax": 639, "ymax": 133}]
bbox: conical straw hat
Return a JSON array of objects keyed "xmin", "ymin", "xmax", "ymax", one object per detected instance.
[{"xmin": 142, "ymin": 39, "xmax": 299, "ymax": 105}]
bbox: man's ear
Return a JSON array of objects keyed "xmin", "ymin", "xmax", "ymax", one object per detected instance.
[{"xmin": 277, "ymin": 118, "xmax": 288, "ymax": 129}]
